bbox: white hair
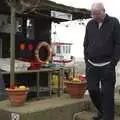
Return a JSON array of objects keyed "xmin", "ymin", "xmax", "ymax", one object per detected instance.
[{"xmin": 91, "ymin": 2, "xmax": 105, "ymax": 11}]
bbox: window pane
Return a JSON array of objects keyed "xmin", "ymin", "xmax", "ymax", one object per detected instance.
[
  {"xmin": 63, "ymin": 45, "xmax": 65, "ymax": 53},
  {"xmin": 56, "ymin": 46, "xmax": 61, "ymax": 54}
]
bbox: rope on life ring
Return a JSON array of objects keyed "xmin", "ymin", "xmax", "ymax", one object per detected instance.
[{"xmin": 35, "ymin": 42, "xmax": 52, "ymax": 64}]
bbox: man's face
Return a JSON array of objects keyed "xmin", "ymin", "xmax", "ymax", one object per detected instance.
[{"xmin": 91, "ymin": 9, "xmax": 105, "ymax": 22}]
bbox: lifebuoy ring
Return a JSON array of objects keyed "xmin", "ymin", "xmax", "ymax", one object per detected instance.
[{"xmin": 35, "ymin": 42, "xmax": 52, "ymax": 64}]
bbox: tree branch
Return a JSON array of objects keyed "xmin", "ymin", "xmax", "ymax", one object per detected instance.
[{"xmin": 6, "ymin": 0, "xmax": 44, "ymax": 14}]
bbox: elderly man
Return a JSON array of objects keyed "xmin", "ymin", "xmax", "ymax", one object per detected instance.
[{"xmin": 84, "ymin": 2, "xmax": 120, "ymax": 120}]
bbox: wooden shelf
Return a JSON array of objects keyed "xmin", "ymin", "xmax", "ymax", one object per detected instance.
[{"xmin": 1, "ymin": 66, "xmax": 73, "ymax": 98}]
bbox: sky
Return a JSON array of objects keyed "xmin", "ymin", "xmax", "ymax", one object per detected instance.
[{"xmin": 50, "ymin": 0, "xmax": 120, "ymax": 58}]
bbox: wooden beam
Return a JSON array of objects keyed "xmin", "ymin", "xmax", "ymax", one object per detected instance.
[{"xmin": 10, "ymin": 7, "xmax": 16, "ymax": 86}]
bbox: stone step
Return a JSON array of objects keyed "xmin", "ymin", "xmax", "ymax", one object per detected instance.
[
  {"xmin": 86, "ymin": 93, "xmax": 120, "ymax": 117},
  {"xmin": 73, "ymin": 111, "xmax": 120, "ymax": 120}
]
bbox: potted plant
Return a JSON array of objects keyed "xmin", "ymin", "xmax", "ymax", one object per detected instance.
[
  {"xmin": 6, "ymin": 85, "xmax": 29, "ymax": 106},
  {"xmin": 64, "ymin": 76, "xmax": 87, "ymax": 98}
]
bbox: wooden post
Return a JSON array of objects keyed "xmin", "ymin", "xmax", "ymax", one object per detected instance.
[{"xmin": 10, "ymin": 7, "xmax": 16, "ymax": 86}]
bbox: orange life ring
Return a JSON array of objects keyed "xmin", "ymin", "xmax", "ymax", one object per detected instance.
[{"xmin": 35, "ymin": 42, "xmax": 52, "ymax": 64}]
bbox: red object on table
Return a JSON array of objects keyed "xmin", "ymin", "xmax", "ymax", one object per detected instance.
[{"xmin": 19, "ymin": 58, "xmax": 41, "ymax": 70}]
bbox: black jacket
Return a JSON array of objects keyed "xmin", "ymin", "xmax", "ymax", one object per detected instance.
[{"xmin": 84, "ymin": 14, "xmax": 120, "ymax": 64}]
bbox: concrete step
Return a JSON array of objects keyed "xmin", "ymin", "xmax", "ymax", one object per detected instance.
[
  {"xmin": 86, "ymin": 93, "xmax": 120, "ymax": 117},
  {"xmin": 73, "ymin": 111, "xmax": 120, "ymax": 120}
]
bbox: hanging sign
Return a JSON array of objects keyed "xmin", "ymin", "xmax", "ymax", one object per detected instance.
[{"xmin": 51, "ymin": 10, "xmax": 72, "ymax": 20}]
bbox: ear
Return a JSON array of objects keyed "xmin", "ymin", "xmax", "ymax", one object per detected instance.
[
  {"xmin": 103, "ymin": 9, "xmax": 105, "ymax": 12},
  {"xmin": 101, "ymin": 9, "xmax": 105, "ymax": 15}
]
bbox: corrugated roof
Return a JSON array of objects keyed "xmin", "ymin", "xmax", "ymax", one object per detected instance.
[{"xmin": 0, "ymin": 0, "xmax": 90, "ymax": 20}]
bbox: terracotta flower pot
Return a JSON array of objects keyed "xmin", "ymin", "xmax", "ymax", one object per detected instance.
[
  {"xmin": 6, "ymin": 88, "xmax": 29, "ymax": 106},
  {"xmin": 65, "ymin": 82, "xmax": 87, "ymax": 98}
]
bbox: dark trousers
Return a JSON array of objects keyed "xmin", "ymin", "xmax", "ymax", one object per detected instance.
[{"xmin": 86, "ymin": 62, "xmax": 116, "ymax": 120}]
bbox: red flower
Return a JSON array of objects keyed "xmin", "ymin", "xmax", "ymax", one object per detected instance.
[{"xmin": 79, "ymin": 74, "xmax": 87, "ymax": 81}]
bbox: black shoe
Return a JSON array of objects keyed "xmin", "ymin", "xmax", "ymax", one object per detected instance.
[{"xmin": 92, "ymin": 112, "xmax": 103, "ymax": 120}]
